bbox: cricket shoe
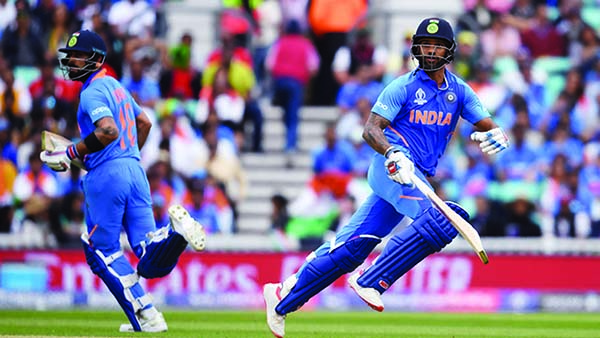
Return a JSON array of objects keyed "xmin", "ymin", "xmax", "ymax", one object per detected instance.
[
  {"xmin": 168, "ymin": 204, "xmax": 206, "ymax": 251},
  {"xmin": 348, "ymin": 271, "xmax": 384, "ymax": 312},
  {"xmin": 119, "ymin": 308, "xmax": 168, "ymax": 332},
  {"xmin": 263, "ymin": 283, "xmax": 286, "ymax": 337}
]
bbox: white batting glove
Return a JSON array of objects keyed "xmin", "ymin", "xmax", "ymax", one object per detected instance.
[
  {"xmin": 39, "ymin": 144, "xmax": 78, "ymax": 172},
  {"xmin": 384, "ymin": 147, "xmax": 415, "ymax": 186},
  {"xmin": 470, "ymin": 127, "xmax": 509, "ymax": 155}
]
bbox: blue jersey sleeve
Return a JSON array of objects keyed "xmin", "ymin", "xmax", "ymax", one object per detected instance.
[
  {"xmin": 460, "ymin": 82, "xmax": 490, "ymax": 124},
  {"xmin": 371, "ymin": 76, "xmax": 408, "ymax": 122},
  {"xmin": 80, "ymin": 87, "xmax": 114, "ymax": 123}
]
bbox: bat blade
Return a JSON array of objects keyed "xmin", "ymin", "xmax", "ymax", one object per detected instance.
[
  {"xmin": 41, "ymin": 130, "xmax": 85, "ymax": 170},
  {"xmin": 409, "ymin": 172, "xmax": 489, "ymax": 264}
]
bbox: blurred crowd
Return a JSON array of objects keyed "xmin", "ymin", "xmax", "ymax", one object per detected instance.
[{"xmin": 1, "ymin": 0, "xmax": 600, "ymax": 249}]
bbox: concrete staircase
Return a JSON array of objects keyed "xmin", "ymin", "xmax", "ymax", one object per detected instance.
[{"xmin": 236, "ymin": 102, "xmax": 340, "ymax": 233}]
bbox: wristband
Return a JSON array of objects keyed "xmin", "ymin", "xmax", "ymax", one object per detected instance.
[
  {"xmin": 84, "ymin": 132, "xmax": 105, "ymax": 153},
  {"xmin": 384, "ymin": 146, "xmax": 397, "ymax": 159},
  {"xmin": 66, "ymin": 144, "xmax": 80, "ymax": 160}
]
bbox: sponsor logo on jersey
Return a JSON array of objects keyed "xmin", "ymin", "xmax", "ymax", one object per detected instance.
[
  {"xmin": 375, "ymin": 101, "xmax": 388, "ymax": 110},
  {"xmin": 91, "ymin": 106, "xmax": 110, "ymax": 117},
  {"xmin": 413, "ymin": 88, "xmax": 427, "ymax": 105}
]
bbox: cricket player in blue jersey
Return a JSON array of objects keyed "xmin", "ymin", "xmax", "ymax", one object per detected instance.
[
  {"xmin": 40, "ymin": 30, "xmax": 206, "ymax": 332},
  {"xmin": 263, "ymin": 18, "xmax": 510, "ymax": 337}
]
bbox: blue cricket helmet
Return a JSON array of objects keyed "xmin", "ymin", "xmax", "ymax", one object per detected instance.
[
  {"xmin": 58, "ymin": 30, "xmax": 106, "ymax": 81},
  {"xmin": 59, "ymin": 30, "xmax": 107, "ymax": 56},
  {"xmin": 411, "ymin": 18, "xmax": 456, "ymax": 70}
]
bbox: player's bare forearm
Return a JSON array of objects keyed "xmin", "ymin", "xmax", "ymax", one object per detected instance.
[
  {"xmin": 473, "ymin": 117, "xmax": 497, "ymax": 131},
  {"xmin": 72, "ymin": 117, "xmax": 118, "ymax": 156},
  {"xmin": 136, "ymin": 111, "xmax": 152, "ymax": 150},
  {"xmin": 362, "ymin": 113, "xmax": 392, "ymax": 155}
]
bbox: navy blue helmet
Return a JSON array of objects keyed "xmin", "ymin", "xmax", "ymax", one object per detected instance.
[
  {"xmin": 58, "ymin": 30, "xmax": 106, "ymax": 80},
  {"xmin": 411, "ymin": 18, "xmax": 456, "ymax": 71}
]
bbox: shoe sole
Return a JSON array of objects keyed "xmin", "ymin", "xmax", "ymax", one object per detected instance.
[
  {"xmin": 263, "ymin": 284, "xmax": 284, "ymax": 338},
  {"xmin": 168, "ymin": 205, "xmax": 206, "ymax": 251},
  {"xmin": 348, "ymin": 275, "xmax": 384, "ymax": 312}
]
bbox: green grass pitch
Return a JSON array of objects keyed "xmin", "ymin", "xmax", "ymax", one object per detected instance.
[{"xmin": 0, "ymin": 310, "xmax": 599, "ymax": 337}]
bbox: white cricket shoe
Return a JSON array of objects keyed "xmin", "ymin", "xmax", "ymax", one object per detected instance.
[
  {"xmin": 263, "ymin": 283, "xmax": 286, "ymax": 338},
  {"xmin": 348, "ymin": 271, "xmax": 384, "ymax": 312},
  {"xmin": 119, "ymin": 308, "xmax": 168, "ymax": 332},
  {"xmin": 168, "ymin": 204, "xmax": 206, "ymax": 251}
]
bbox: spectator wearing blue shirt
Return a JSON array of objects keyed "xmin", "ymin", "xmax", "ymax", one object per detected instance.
[
  {"xmin": 121, "ymin": 57, "xmax": 161, "ymax": 107},
  {"xmin": 336, "ymin": 63, "xmax": 384, "ymax": 113}
]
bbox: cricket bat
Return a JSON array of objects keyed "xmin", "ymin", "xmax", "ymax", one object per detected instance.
[
  {"xmin": 41, "ymin": 130, "xmax": 85, "ymax": 170},
  {"xmin": 409, "ymin": 172, "xmax": 489, "ymax": 264}
]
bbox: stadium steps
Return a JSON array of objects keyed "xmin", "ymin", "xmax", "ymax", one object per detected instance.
[{"xmin": 236, "ymin": 103, "xmax": 340, "ymax": 233}]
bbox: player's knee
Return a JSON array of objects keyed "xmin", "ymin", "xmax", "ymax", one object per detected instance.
[
  {"xmin": 412, "ymin": 202, "xmax": 468, "ymax": 251},
  {"xmin": 330, "ymin": 236, "xmax": 381, "ymax": 272}
]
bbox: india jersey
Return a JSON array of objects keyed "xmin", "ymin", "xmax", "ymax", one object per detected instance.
[
  {"xmin": 77, "ymin": 69, "xmax": 142, "ymax": 169},
  {"xmin": 372, "ymin": 69, "xmax": 489, "ymax": 176}
]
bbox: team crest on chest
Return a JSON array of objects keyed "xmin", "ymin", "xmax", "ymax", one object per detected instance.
[
  {"xmin": 413, "ymin": 88, "xmax": 427, "ymax": 105},
  {"xmin": 445, "ymin": 91, "xmax": 456, "ymax": 103}
]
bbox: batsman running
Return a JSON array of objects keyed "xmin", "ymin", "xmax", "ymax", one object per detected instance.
[
  {"xmin": 40, "ymin": 30, "xmax": 206, "ymax": 332},
  {"xmin": 263, "ymin": 17, "xmax": 509, "ymax": 337}
]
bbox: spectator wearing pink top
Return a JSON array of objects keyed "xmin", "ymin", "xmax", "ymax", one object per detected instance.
[{"xmin": 266, "ymin": 20, "xmax": 319, "ymax": 153}]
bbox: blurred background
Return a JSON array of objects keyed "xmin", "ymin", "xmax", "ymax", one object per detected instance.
[{"xmin": 1, "ymin": 0, "xmax": 600, "ymax": 313}]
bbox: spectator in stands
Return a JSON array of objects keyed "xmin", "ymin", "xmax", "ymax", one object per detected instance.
[
  {"xmin": 1, "ymin": 5, "xmax": 45, "ymax": 68},
  {"xmin": 201, "ymin": 122, "xmax": 248, "ymax": 214},
  {"xmin": 195, "ymin": 67, "xmax": 245, "ymax": 150},
  {"xmin": 155, "ymin": 100, "xmax": 206, "ymax": 178},
  {"xmin": 495, "ymin": 116, "xmax": 543, "ymax": 182},
  {"xmin": 48, "ymin": 190, "xmax": 85, "ymax": 248},
  {"xmin": 0, "ymin": 117, "xmax": 17, "ymax": 167},
  {"xmin": 541, "ymin": 69, "xmax": 592, "ymax": 141},
  {"xmin": 203, "ymin": 33, "xmax": 264, "ymax": 152},
  {"xmin": 183, "ymin": 177, "xmax": 221, "ymax": 234},
  {"xmin": 499, "ymin": 49, "xmax": 548, "ymax": 129},
  {"xmin": 121, "ymin": 55, "xmax": 161, "ymax": 108},
  {"xmin": 578, "ymin": 143, "xmax": 600, "ymax": 237},
  {"xmin": 90, "ymin": 9, "xmax": 125, "ymax": 79},
  {"xmin": 43, "ymin": 3, "xmax": 75, "ymax": 60},
  {"xmin": 336, "ymin": 63, "xmax": 384, "ymax": 114},
  {"xmin": 554, "ymin": 0, "xmax": 587, "ymax": 49},
  {"xmin": 12, "ymin": 151, "xmax": 60, "ymax": 230},
  {"xmin": 479, "ymin": 12, "xmax": 521, "ymax": 63},
  {"xmin": 107, "ymin": 0, "xmax": 156, "ymax": 42},
  {"xmin": 0, "ymin": 67, "xmax": 33, "ymax": 133},
  {"xmin": 0, "ymin": 136, "xmax": 17, "ymax": 232},
  {"xmin": 456, "ymin": 0, "xmax": 496, "ymax": 34},
  {"xmin": 467, "ymin": 60, "xmax": 508, "ymax": 118},
  {"xmin": 270, "ymin": 193, "xmax": 289, "ymax": 233},
  {"xmin": 519, "ymin": 4, "xmax": 567, "ymax": 58},
  {"xmin": 307, "ymin": 0, "xmax": 368, "ymax": 105},
  {"xmin": 570, "ymin": 25, "xmax": 600, "ymax": 77},
  {"xmin": 161, "ymin": 32, "xmax": 198, "ymax": 99},
  {"xmin": 332, "ymin": 27, "xmax": 388, "ymax": 85},
  {"xmin": 252, "ymin": 0, "xmax": 282, "ymax": 96},
  {"xmin": 266, "ymin": 19, "xmax": 320, "ymax": 154},
  {"xmin": 452, "ymin": 30, "xmax": 480, "ymax": 81},
  {"xmin": 0, "ymin": 0, "xmax": 17, "ymax": 39},
  {"xmin": 503, "ymin": 0, "xmax": 536, "ymax": 31},
  {"xmin": 183, "ymin": 171, "xmax": 235, "ymax": 234},
  {"xmin": 540, "ymin": 153, "xmax": 578, "ymax": 237},
  {"xmin": 502, "ymin": 197, "xmax": 542, "ymax": 237},
  {"xmin": 31, "ymin": 0, "xmax": 56, "ymax": 34}
]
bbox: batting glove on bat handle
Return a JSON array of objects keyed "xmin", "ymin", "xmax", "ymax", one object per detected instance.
[
  {"xmin": 39, "ymin": 145, "xmax": 75, "ymax": 172},
  {"xmin": 384, "ymin": 146, "xmax": 415, "ymax": 186},
  {"xmin": 470, "ymin": 127, "xmax": 509, "ymax": 155}
]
